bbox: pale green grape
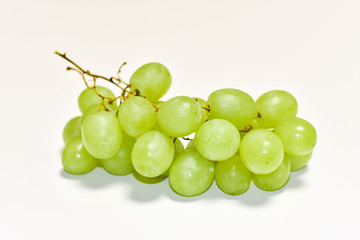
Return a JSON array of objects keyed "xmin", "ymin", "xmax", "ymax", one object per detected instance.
[
  {"xmin": 208, "ymin": 88, "xmax": 255, "ymax": 129},
  {"xmin": 118, "ymin": 96, "xmax": 156, "ymax": 137},
  {"xmin": 80, "ymin": 103, "xmax": 109, "ymax": 127},
  {"xmin": 195, "ymin": 119, "xmax": 240, "ymax": 161},
  {"xmin": 215, "ymin": 154, "xmax": 252, "ymax": 195},
  {"xmin": 169, "ymin": 149, "xmax": 215, "ymax": 197},
  {"xmin": 130, "ymin": 62, "xmax": 171, "ymax": 102},
  {"xmin": 78, "ymin": 86, "xmax": 117, "ymax": 113},
  {"xmin": 63, "ymin": 116, "xmax": 81, "ymax": 144},
  {"xmin": 82, "ymin": 111, "xmax": 122, "ymax": 159},
  {"xmin": 239, "ymin": 129, "xmax": 284, "ymax": 174},
  {"xmin": 194, "ymin": 97, "xmax": 209, "ymax": 123},
  {"xmin": 62, "ymin": 137, "xmax": 97, "ymax": 175},
  {"xmin": 186, "ymin": 140, "xmax": 196, "ymax": 150},
  {"xmin": 102, "ymin": 132, "xmax": 136, "ymax": 175},
  {"xmin": 256, "ymin": 90, "xmax": 298, "ymax": 128},
  {"xmin": 131, "ymin": 131, "xmax": 174, "ymax": 177},
  {"xmin": 274, "ymin": 117, "xmax": 317, "ymax": 156},
  {"xmin": 287, "ymin": 151, "xmax": 313, "ymax": 171},
  {"xmin": 253, "ymin": 155, "xmax": 290, "ymax": 191},
  {"xmin": 157, "ymin": 96, "xmax": 203, "ymax": 137}
]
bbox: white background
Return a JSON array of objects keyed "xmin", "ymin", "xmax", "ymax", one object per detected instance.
[{"xmin": 1, "ymin": 0, "xmax": 359, "ymax": 239}]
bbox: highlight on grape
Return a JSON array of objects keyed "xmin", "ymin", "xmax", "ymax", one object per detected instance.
[{"xmin": 57, "ymin": 51, "xmax": 317, "ymax": 197}]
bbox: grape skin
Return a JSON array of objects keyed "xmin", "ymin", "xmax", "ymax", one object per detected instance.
[
  {"xmin": 240, "ymin": 129, "xmax": 284, "ymax": 174},
  {"xmin": 195, "ymin": 119, "xmax": 240, "ymax": 161},
  {"xmin": 130, "ymin": 62, "xmax": 171, "ymax": 102},
  {"xmin": 253, "ymin": 155, "xmax": 291, "ymax": 191},
  {"xmin": 102, "ymin": 132, "xmax": 136, "ymax": 176},
  {"xmin": 80, "ymin": 103, "xmax": 109, "ymax": 127},
  {"xmin": 287, "ymin": 151, "xmax": 313, "ymax": 171},
  {"xmin": 169, "ymin": 149, "xmax": 215, "ymax": 197},
  {"xmin": 208, "ymin": 88, "xmax": 255, "ymax": 129},
  {"xmin": 118, "ymin": 96, "xmax": 156, "ymax": 137},
  {"xmin": 82, "ymin": 111, "xmax": 122, "ymax": 159},
  {"xmin": 63, "ymin": 116, "xmax": 81, "ymax": 144},
  {"xmin": 256, "ymin": 90, "xmax": 298, "ymax": 128},
  {"xmin": 62, "ymin": 137, "xmax": 97, "ymax": 175},
  {"xmin": 274, "ymin": 117, "xmax": 317, "ymax": 156},
  {"xmin": 215, "ymin": 154, "xmax": 252, "ymax": 196},
  {"xmin": 131, "ymin": 131, "xmax": 174, "ymax": 178},
  {"xmin": 157, "ymin": 96, "xmax": 203, "ymax": 137}
]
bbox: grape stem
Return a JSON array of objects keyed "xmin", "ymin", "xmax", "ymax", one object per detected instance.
[
  {"xmin": 181, "ymin": 137, "xmax": 193, "ymax": 141},
  {"xmin": 54, "ymin": 51, "xmax": 160, "ymax": 112},
  {"xmin": 239, "ymin": 124, "xmax": 252, "ymax": 133}
]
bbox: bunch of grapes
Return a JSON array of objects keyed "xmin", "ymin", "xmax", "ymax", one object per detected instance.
[{"xmin": 59, "ymin": 52, "xmax": 317, "ymax": 197}]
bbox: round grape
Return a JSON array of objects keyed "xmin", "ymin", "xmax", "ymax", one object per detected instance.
[
  {"xmin": 287, "ymin": 151, "xmax": 313, "ymax": 171},
  {"xmin": 131, "ymin": 131, "xmax": 174, "ymax": 177},
  {"xmin": 215, "ymin": 154, "xmax": 252, "ymax": 195},
  {"xmin": 256, "ymin": 90, "xmax": 298, "ymax": 128},
  {"xmin": 130, "ymin": 62, "xmax": 171, "ymax": 102},
  {"xmin": 82, "ymin": 111, "xmax": 122, "ymax": 159},
  {"xmin": 157, "ymin": 96, "xmax": 203, "ymax": 137},
  {"xmin": 240, "ymin": 129, "xmax": 284, "ymax": 174},
  {"xmin": 169, "ymin": 149, "xmax": 215, "ymax": 197},
  {"xmin": 118, "ymin": 96, "xmax": 156, "ymax": 137},
  {"xmin": 102, "ymin": 132, "xmax": 136, "ymax": 175},
  {"xmin": 195, "ymin": 119, "xmax": 240, "ymax": 161},
  {"xmin": 63, "ymin": 116, "xmax": 81, "ymax": 144},
  {"xmin": 208, "ymin": 88, "xmax": 255, "ymax": 129},
  {"xmin": 253, "ymin": 155, "xmax": 290, "ymax": 191},
  {"xmin": 274, "ymin": 117, "xmax": 317, "ymax": 156},
  {"xmin": 62, "ymin": 137, "xmax": 97, "ymax": 175}
]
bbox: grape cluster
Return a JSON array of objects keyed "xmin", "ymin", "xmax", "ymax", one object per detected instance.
[{"xmin": 61, "ymin": 59, "xmax": 317, "ymax": 197}]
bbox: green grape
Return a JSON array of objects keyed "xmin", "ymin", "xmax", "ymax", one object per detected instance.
[
  {"xmin": 239, "ymin": 129, "xmax": 284, "ymax": 174},
  {"xmin": 118, "ymin": 96, "xmax": 156, "ymax": 137},
  {"xmin": 256, "ymin": 90, "xmax": 298, "ymax": 128},
  {"xmin": 208, "ymin": 88, "xmax": 255, "ymax": 129},
  {"xmin": 195, "ymin": 119, "xmax": 240, "ymax": 161},
  {"xmin": 130, "ymin": 62, "xmax": 171, "ymax": 102},
  {"xmin": 253, "ymin": 155, "xmax": 290, "ymax": 191},
  {"xmin": 169, "ymin": 149, "xmax": 215, "ymax": 197},
  {"xmin": 102, "ymin": 132, "xmax": 136, "ymax": 175},
  {"xmin": 193, "ymin": 97, "xmax": 209, "ymax": 123},
  {"xmin": 157, "ymin": 96, "xmax": 203, "ymax": 137},
  {"xmin": 82, "ymin": 111, "xmax": 122, "ymax": 159},
  {"xmin": 287, "ymin": 151, "xmax": 313, "ymax": 171},
  {"xmin": 131, "ymin": 131, "xmax": 174, "ymax": 177},
  {"xmin": 186, "ymin": 140, "xmax": 196, "ymax": 150},
  {"xmin": 80, "ymin": 103, "xmax": 109, "ymax": 127},
  {"xmin": 63, "ymin": 116, "xmax": 81, "ymax": 144},
  {"xmin": 78, "ymin": 86, "xmax": 117, "ymax": 113},
  {"xmin": 62, "ymin": 137, "xmax": 97, "ymax": 175},
  {"xmin": 274, "ymin": 117, "xmax": 317, "ymax": 156},
  {"xmin": 215, "ymin": 154, "xmax": 252, "ymax": 195}
]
